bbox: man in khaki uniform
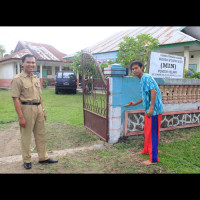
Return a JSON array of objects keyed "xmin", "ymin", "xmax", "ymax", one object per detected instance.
[{"xmin": 11, "ymin": 54, "xmax": 58, "ymax": 169}]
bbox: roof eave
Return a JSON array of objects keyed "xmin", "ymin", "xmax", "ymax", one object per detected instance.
[
  {"xmin": 0, "ymin": 58, "xmax": 21, "ymax": 64},
  {"xmin": 154, "ymin": 40, "xmax": 200, "ymax": 49}
]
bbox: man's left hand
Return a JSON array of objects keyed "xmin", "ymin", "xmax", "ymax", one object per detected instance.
[
  {"xmin": 146, "ymin": 108, "xmax": 153, "ymax": 118},
  {"xmin": 43, "ymin": 112, "xmax": 47, "ymax": 120}
]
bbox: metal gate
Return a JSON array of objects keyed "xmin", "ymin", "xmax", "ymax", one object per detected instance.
[{"xmin": 81, "ymin": 52, "xmax": 109, "ymax": 142}]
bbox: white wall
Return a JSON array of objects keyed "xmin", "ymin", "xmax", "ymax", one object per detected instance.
[
  {"xmin": 0, "ymin": 62, "xmax": 15, "ymax": 79},
  {"xmin": 172, "ymin": 51, "xmax": 200, "ymax": 72}
]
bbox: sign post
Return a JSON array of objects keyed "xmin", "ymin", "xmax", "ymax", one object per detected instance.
[{"xmin": 148, "ymin": 51, "xmax": 184, "ymax": 79}]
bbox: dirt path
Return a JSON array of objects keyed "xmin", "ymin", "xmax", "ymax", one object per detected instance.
[
  {"xmin": 0, "ymin": 122, "xmax": 35, "ymax": 158},
  {"xmin": 0, "ymin": 143, "xmax": 105, "ymax": 165},
  {"xmin": 0, "ymin": 122, "xmax": 107, "ymax": 173},
  {"xmin": 0, "ymin": 143, "xmax": 106, "ymax": 173}
]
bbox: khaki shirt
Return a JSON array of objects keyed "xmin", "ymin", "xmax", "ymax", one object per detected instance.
[{"xmin": 11, "ymin": 71, "xmax": 42, "ymax": 102}]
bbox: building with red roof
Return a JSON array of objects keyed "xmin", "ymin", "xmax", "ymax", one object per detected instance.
[{"xmin": 0, "ymin": 41, "xmax": 72, "ymax": 87}]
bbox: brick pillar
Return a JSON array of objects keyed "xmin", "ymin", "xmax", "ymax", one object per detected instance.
[{"xmin": 104, "ymin": 64, "xmax": 126, "ymax": 144}]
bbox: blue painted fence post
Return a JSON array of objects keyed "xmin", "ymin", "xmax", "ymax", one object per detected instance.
[{"xmin": 104, "ymin": 64, "xmax": 126, "ymax": 144}]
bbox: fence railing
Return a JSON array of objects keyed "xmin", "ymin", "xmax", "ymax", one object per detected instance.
[{"xmin": 159, "ymin": 85, "xmax": 200, "ymax": 104}]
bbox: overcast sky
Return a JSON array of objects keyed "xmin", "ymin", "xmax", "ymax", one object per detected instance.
[{"xmin": 0, "ymin": 26, "xmax": 136, "ymax": 55}]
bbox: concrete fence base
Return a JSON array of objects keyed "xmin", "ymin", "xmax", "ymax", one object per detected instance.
[{"xmin": 104, "ymin": 64, "xmax": 200, "ymax": 144}]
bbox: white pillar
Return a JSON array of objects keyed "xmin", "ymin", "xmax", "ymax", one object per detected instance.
[
  {"xmin": 59, "ymin": 65, "xmax": 62, "ymax": 71},
  {"xmin": 198, "ymin": 57, "xmax": 200, "ymax": 73},
  {"xmin": 17, "ymin": 62, "xmax": 20, "ymax": 74},
  {"xmin": 52, "ymin": 65, "xmax": 55, "ymax": 77},
  {"xmin": 40, "ymin": 63, "xmax": 43, "ymax": 86},
  {"xmin": 40, "ymin": 64, "xmax": 43, "ymax": 79},
  {"xmin": 104, "ymin": 64, "xmax": 126, "ymax": 144},
  {"xmin": 184, "ymin": 46, "xmax": 190, "ymax": 70}
]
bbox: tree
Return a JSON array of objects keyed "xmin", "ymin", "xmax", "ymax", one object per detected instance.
[
  {"xmin": 3, "ymin": 50, "xmax": 14, "ymax": 58},
  {"xmin": 116, "ymin": 34, "xmax": 160, "ymax": 72},
  {"xmin": 69, "ymin": 51, "xmax": 82, "ymax": 75},
  {"xmin": 0, "ymin": 44, "xmax": 6, "ymax": 59},
  {"xmin": 3, "ymin": 54, "xmax": 9, "ymax": 57},
  {"xmin": 100, "ymin": 60, "xmax": 115, "ymax": 72}
]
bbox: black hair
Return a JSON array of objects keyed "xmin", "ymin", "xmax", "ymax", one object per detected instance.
[
  {"xmin": 22, "ymin": 54, "xmax": 36, "ymax": 63},
  {"xmin": 130, "ymin": 60, "xmax": 143, "ymax": 69}
]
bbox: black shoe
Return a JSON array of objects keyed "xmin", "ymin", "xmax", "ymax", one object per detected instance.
[
  {"xmin": 39, "ymin": 158, "xmax": 58, "ymax": 164},
  {"xmin": 24, "ymin": 162, "xmax": 32, "ymax": 169}
]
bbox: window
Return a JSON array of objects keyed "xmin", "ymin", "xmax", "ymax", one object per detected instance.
[
  {"xmin": 16, "ymin": 64, "xmax": 18, "ymax": 74},
  {"xmin": 20, "ymin": 65, "xmax": 23, "ymax": 72},
  {"xmin": 189, "ymin": 64, "xmax": 197, "ymax": 71},
  {"xmin": 57, "ymin": 72, "xmax": 62, "ymax": 78},
  {"xmin": 62, "ymin": 66, "xmax": 69, "ymax": 71},
  {"xmin": 37, "ymin": 65, "xmax": 40, "ymax": 72},
  {"xmin": 42, "ymin": 66, "xmax": 52, "ymax": 75},
  {"xmin": 55, "ymin": 66, "xmax": 59, "ymax": 75},
  {"xmin": 63, "ymin": 72, "xmax": 76, "ymax": 79},
  {"xmin": 47, "ymin": 66, "xmax": 52, "ymax": 75}
]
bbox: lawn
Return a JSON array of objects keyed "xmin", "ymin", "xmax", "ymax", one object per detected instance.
[
  {"xmin": 23, "ymin": 127, "xmax": 200, "ymax": 174},
  {"xmin": 42, "ymin": 89, "xmax": 84, "ymax": 126},
  {"xmin": 0, "ymin": 88, "xmax": 84, "ymax": 125},
  {"xmin": 0, "ymin": 88, "xmax": 200, "ymax": 173},
  {"xmin": 0, "ymin": 90, "xmax": 19, "ymax": 124}
]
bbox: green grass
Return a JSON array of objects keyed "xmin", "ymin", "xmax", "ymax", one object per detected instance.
[
  {"xmin": 0, "ymin": 89, "xmax": 84, "ymax": 126},
  {"xmin": 48, "ymin": 126, "xmax": 199, "ymax": 174},
  {"xmin": 31, "ymin": 127, "xmax": 200, "ymax": 174},
  {"xmin": 84, "ymin": 93, "xmax": 107, "ymax": 116},
  {"xmin": 44, "ymin": 122, "xmax": 100, "ymax": 151},
  {"xmin": 158, "ymin": 133, "xmax": 200, "ymax": 173},
  {"xmin": 1, "ymin": 89, "xmax": 200, "ymax": 173},
  {"xmin": 41, "ymin": 89, "xmax": 84, "ymax": 126},
  {"xmin": 0, "ymin": 90, "xmax": 18, "ymax": 123}
]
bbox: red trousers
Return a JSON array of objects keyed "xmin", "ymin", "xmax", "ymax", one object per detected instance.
[{"xmin": 141, "ymin": 114, "xmax": 162, "ymax": 163}]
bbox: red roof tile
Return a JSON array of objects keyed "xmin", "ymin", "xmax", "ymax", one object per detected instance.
[
  {"xmin": 0, "ymin": 49, "xmax": 31, "ymax": 63},
  {"xmin": 0, "ymin": 41, "xmax": 68, "ymax": 63}
]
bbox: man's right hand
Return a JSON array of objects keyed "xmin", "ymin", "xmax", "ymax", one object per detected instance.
[
  {"xmin": 13, "ymin": 97, "xmax": 26, "ymax": 128},
  {"xmin": 125, "ymin": 101, "xmax": 136, "ymax": 107},
  {"xmin": 19, "ymin": 116, "xmax": 26, "ymax": 128}
]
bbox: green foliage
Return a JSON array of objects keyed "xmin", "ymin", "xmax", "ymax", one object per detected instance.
[
  {"xmin": 70, "ymin": 52, "xmax": 115, "ymax": 76},
  {"xmin": 100, "ymin": 61, "xmax": 115, "ymax": 72},
  {"xmin": 70, "ymin": 51, "xmax": 82, "ymax": 75},
  {"xmin": 0, "ymin": 44, "xmax": 6, "ymax": 59},
  {"xmin": 184, "ymin": 68, "xmax": 200, "ymax": 79},
  {"xmin": 43, "ymin": 80, "xmax": 48, "ymax": 87},
  {"xmin": 116, "ymin": 34, "xmax": 160, "ymax": 71},
  {"xmin": 100, "ymin": 63, "xmax": 108, "ymax": 72},
  {"xmin": 107, "ymin": 60, "xmax": 115, "ymax": 65}
]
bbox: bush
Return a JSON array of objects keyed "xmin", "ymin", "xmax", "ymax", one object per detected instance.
[
  {"xmin": 43, "ymin": 80, "xmax": 48, "ymax": 88},
  {"xmin": 184, "ymin": 68, "xmax": 200, "ymax": 79}
]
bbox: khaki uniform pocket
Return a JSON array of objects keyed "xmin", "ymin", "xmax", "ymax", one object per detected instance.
[{"xmin": 23, "ymin": 81, "xmax": 33, "ymax": 89}]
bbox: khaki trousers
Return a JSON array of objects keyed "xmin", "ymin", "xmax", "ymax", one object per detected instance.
[{"xmin": 20, "ymin": 104, "xmax": 49, "ymax": 163}]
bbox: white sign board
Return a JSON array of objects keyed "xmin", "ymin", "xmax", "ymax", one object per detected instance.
[{"xmin": 149, "ymin": 52, "xmax": 184, "ymax": 79}]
